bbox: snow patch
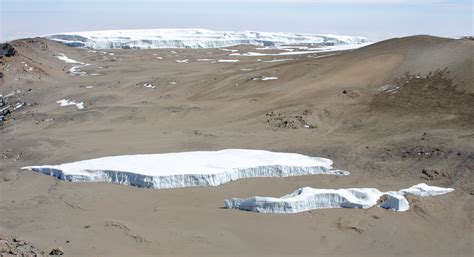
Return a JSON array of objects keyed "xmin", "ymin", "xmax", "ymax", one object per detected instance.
[
  {"xmin": 261, "ymin": 59, "xmax": 294, "ymax": 63},
  {"xmin": 22, "ymin": 149, "xmax": 348, "ymax": 189},
  {"xmin": 253, "ymin": 76, "xmax": 278, "ymax": 81},
  {"xmin": 221, "ymin": 48, "xmax": 239, "ymax": 53},
  {"xmin": 56, "ymin": 99, "xmax": 84, "ymax": 110},
  {"xmin": 261, "ymin": 76, "xmax": 279, "ymax": 81},
  {"xmin": 143, "ymin": 83, "xmax": 156, "ymax": 89},
  {"xmin": 56, "ymin": 53, "xmax": 82, "ymax": 64},
  {"xmin": 232, "ymin": 43, "xmax": 371, "ymax": 57},
  {"xmin": 56, "ymin": 53, "xmax": 92, "ymax": 76},
  {"xmin": 217, "ymin": 59, "xmax": 240, "ymax": 63},
  {"xmin": 400, "ymin": 183, "xmax": 454, "ymax": 197}
]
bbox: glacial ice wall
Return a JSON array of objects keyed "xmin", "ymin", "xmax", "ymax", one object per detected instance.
[
  {"xmin": 43, "ymin": 29, "xmax": 369, "ymax": 49},
  {"xmin": 22, "ymin": 149, "xmax": 348, "ymax": 189},
  {"xmin": 224, "ymin": 183, "xmax": 454, "ymax": 213},
  {"xmin": 225, "ymin": 187, "xmax": 384, "ymax": 213}
]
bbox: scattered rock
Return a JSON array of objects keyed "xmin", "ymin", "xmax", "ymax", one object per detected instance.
[
  {"xmin": 0, "ymin": 91, "xmax": 28, "ymax": 127},
  {"xmin": 421, "ymin": 169, "xmax": 448, "ymax": 180},
  {"xmin": 460, "ymin": 36, "xmax": 474, "ymax": 41},
  {"xmin": 341, "ymin": 89, "xmax": 360, "ymax": 98},
  {"xmin": 377, "ymin": 144, "xmax": 453, "ymax": 161},
  {"xmin": 265, "ymin": 111, "xmax": 316, "ymax": 129},
  {"xmin": 0, "ymin": 235, "xmax": 44, "ymax": 256},
  {"xmin": 49, "ymin": 248, "xmax": 64, "ymax": 255},
  {"xmin": 371, "ymin": 69, "xmax": 474, "ymax": 117},
  {"xmin": 400, "ymin": 145, "xmax": 448, "ymax": 159},
  {"xmin": 336, "ymin": 221, "xmax": 363, "ymax": 234}
]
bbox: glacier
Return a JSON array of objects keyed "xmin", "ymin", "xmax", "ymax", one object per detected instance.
[
  {"xmin": 43, "ymin": 29, "xmax": 369, "ymax": 49},
  {"xmin": 22, "ymin": 149, "xmax": 349, "ymax": 189},
  {"xmin": 224, "ymin": 183, "xmax": 454, "ymax": 213}
]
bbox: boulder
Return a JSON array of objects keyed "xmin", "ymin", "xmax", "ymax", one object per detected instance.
[{"xmin": 0, "ymin": 43, "xmax": 16, "ymax": 57}]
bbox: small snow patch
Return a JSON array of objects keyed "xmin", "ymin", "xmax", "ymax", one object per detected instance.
[
  {"xmin": 221, "ymin": 48, "xmax": 238, "ymax": 53},
  {"xmin": 261, "ymin": 59, "xmax": 294, "ymax": 63},
  {"xmin": 217, "ymin": 59, "xmax": 240, "ymax": 63},
  {"xmin": 377, "ymin": 84, "xmax": 399, "ymax": 93},
  {"xmin": 253, "ymin": 76, "xmax": 278, "ymax": 81},
  {"xmin": 261, "ymin": 76, "xmax": 278, "ymax": 81},
  {"xmin": 143, "ymin": 83, "xmax": 156, "ymax": 89},
  {"xmin": 56, "ymin": 53, "xmax": 92, "ymax": 76},
  {"xmin": 57, "ymin": 99, "xmax": 84, "ymax": 110},
  {"xmin": 56, "ymin": 53, "xmax": 82, "ymax": 64}
]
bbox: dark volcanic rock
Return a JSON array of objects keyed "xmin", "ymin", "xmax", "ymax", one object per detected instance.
[
  {"xmin": 49, "ymin": 248, "xmax": 64, "ymax": 255},
  {"xmin": 0, "ymin": 43, "xmax": 16, "ymax": 57}
]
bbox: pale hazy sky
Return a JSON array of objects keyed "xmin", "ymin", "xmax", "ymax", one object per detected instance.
[{"xmin": 0, "ymin": 0, "xmax": 472, "ymax": 41}]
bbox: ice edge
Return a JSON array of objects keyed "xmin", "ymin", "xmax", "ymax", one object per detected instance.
[
  {"xmin": 22, "ymin": 164, "xmax": 348, "ymax": 189},
  {"xmin": 224, "ymin": 183, "xmax": 454, "ymax": 213}
]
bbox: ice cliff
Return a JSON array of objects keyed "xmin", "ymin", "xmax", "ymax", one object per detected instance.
[
  {"xmin": 224, "ymin": 183, "xmax": 454, "ymax": 213},
  {"xmin": 44, "ymin": 29, "xmax": 369, "ymax": 49},
  {"xmin": 22, "ymin": 149, "xmax": 348, "ymax": 189}
]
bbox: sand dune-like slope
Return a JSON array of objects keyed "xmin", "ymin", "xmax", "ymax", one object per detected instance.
[{"xmin": 0, "ymin": 36, "xmax": 472, "ymax": 256}]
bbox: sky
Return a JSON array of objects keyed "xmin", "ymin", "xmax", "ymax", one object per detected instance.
[{"xmin": 0, "ymin": 0, "xmax": 472, "ymax": 41}]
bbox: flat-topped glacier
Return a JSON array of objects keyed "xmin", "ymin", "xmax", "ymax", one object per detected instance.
[
  {"xmin": 224, "ymin": 183, "xmax": 454, "ymax": 213},
  {"xmin": 43, "ymin": 29, "xmax": 369, "ymax": 49},
  {"xmin": 22, "ymin": 149, "xmax": 348, "ymax": 189}
]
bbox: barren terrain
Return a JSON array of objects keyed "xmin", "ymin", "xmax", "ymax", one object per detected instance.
[{"xmin": 0, "ymin": 36, "xmax": 473, "ymax": 256}]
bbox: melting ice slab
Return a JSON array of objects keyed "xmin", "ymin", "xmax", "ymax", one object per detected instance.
[
  {"xmin": 399, "ymin": 183, "xmax": 454, "ymax": 196},
  {"xmin": 22, "ymin": 149, "xmax": 348, "ymax": 189},
  {"xmin": 44, "ymin": 29, "xmax": 369, "ymax": 49},
  {"xmin": 224, "ymin": 183, "xmax": 454, "ymax": 213}
]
